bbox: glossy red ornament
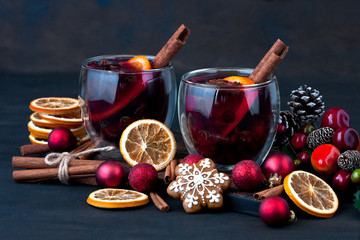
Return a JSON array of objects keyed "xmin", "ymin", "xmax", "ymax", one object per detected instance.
[
  {"xmin": 48, "ymin": 127, "xmax": 77, "ymax": 152},
  {"xmin": 232, "ymin": 160, "xmax": 263, "ymax": 191},
  {"xmin": 332, "ymin": 127, "xmax": 359, "ymax": 151},
  {"xmin": 291, "ymin": 133, "xmax": 307, "ymax": 150},
  {"xmin": 321, "ymin": 107, "xmax": 350, "ymax": 130},
  {"xmin": 311, "ymin": 144, "xmax": 340, "ymax": 175},
  {"xmin": 262, "ymin": 153, "xmax": 295, "ymax": 179},
  {"xmin": 95, "ymin": 160, "xmax": 127, "ymax": 187},
  {"xmin": 259, "ymin": 196, "xmax": 291, "ymax": 227},
  {"xmin": 182, "ymin": 154, "xmax": 203, "ymax": 164},
  {"xmin": 128, "ymin": 163, "xmax": 158, "ymax": 192},
  {"xmin": 332, "ymin": 169, "xmax": 352, "ymax": 191}
]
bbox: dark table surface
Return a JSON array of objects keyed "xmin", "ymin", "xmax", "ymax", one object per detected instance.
[{"xmin": 0, "ymin": 73, "xmax": 359, "ymax": 240}]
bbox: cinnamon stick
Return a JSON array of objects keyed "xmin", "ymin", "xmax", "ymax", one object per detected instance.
[
  {"xmin": 164, "ymin": 159, "xmax": 178, "ymax": 184},
  {"xmin": 12, "ymin": 156, "xmax": 103, "ymax": 169},
  {"xmin": 249, "ymin": 39, "xmax": 289, "ymax": 83},
  {"xmin": 13, "ymin": 165, "xmax": 98, "ymax": 182},
  {"xmin": 151, "ymin": 24, "xmax": 190, "ymax": 69},
  {"xmin": 150, "ymin": 192, "xmax": 170, "ymax": 212},
  {"xmin": 70, "ymin": 140, "xmax": 101, "ymax": 159},
  {"xmin": 71, "ymin": 176, "xmax": 98, "ymax": 186},
  {"xmin": 19, "ymin": 144, "xmax": 50, "ymax": 156},
  {"xmin": 253, "ymin": 184, "xmax": 284, "ymax": 201}
]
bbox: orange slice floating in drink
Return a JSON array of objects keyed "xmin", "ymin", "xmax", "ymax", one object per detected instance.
[
  {"xmin": 29, "ymin": 97, "xmax": 80, "ymax": 114},
  {"xmin": 87, "ymin": 188, "xmax": 149, "ymax": 208},
  {"xmin": 284, "ymin": 170, "xmax": 338, "ymax": 218},
  {"xmin": 223, "ymin": 76, "xmax": 255, "ymax": 85},
  {"xmin": 120, "ymin": 55, "xmax": 152, "ymax": 71},
  {"xmin": 119, "ymin": 119, "xmax": 176, "ymax": 171}
]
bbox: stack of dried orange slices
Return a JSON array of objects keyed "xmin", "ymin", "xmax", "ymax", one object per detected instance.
[{"xmin": 28, "ymin": 97, "xmax": 88, "ymax": 144}]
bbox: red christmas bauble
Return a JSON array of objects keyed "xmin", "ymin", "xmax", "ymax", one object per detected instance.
[
  {"xmin": 128, "ymin": 163, "xmax": 158, "ymax": 192},
  {"xmin": 232, "ymin": 160, "xmax": 263, "ymax": 191},
  {"xmin": 259, "ymin": 196, "xmax": 291, "ymax": 227},
  {"xmin": 95, "ymin": 160, "xmax": 127, "ymax": 187},
  {"xmin": 262, "ymin": 153, "xmax": 295, "ymax": 179},
  {"xmin": 48, "ymin": 127, "xmax": 77, "ymax": 152},
  {"xmin": 182, "ymin": 154, "xmax": 203, "ymax": 164}
]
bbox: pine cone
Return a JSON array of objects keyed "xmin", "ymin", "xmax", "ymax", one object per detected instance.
[
  {"xmin": 274, "ymin": 110, "xmax": 300, "ymax": 148},
  {"xmin": 306, "ymin": 127, "xmax": 335, "ymax": 149},
  {"xmin": 338, "ymin": 150, "xmax": 360, "ymax": 172},
  {"xmin": 288, "ymin": 85, "xmax": 325, "ymax": 124}
]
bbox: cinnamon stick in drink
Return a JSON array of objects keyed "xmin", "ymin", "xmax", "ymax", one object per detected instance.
[
  {"xmin": 151, "ymin": 24, "xmax": 190, "ymax": 69},
  {"xmin": 249, "ymin": 39, "xmax": 289, "ymax": 83}
]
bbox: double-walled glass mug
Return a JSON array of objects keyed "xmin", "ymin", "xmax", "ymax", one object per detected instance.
[
  {"xmin": 178, "ymin": 68, "xmax": 279, "ymax": 167},
  {"xmin": 79, "ymin": 55, "xmax": 177, "ymax": 146}
]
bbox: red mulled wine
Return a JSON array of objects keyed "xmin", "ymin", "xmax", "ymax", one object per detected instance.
[
  {"xmin": 79, "ymin": 55, "xmax": 176, "ymax": 146},
  {"xmin": 178, "ymin": 68, "xmax": 279, "ymax": 166}
]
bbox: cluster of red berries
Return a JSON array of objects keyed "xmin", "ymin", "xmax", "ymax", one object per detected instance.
[{"xmin": 278, "ymin": 107, "xmax": 360, "ymax": 192}]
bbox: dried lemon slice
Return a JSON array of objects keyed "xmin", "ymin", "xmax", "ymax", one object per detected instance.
[
  {"xmin": 284, "ymin": 170, "xmax": 339, "ymax": 218},
  {"xmin": 87, "ymin": 188, "xmax": 149, "ymax": 208},
  {"xmin": 119, "ymin": 119, "xmax": 176, "ymax": 171},
  {"xmin": 29, "ymin": 97, "xmax": 80, "ymax": 114}
]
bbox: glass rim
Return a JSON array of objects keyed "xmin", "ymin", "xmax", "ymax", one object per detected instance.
[
  {"xmin": 181, "ymin": 67, "xmax": 277, "ymax": 89},
  {"xmin": 81, "ymin": 54, "xmax": 174, "ymax": 73}
]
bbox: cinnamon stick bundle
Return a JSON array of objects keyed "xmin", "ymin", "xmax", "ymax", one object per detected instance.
[
  {"xmin": 150, "ymin": 192, "xmax": 170, "ymax": 212},
  {"xmin": 151, "ymin": 24, "xmax": 190, "ymax": 69},
  {"xmin": 249, "ymin": 39, "xmax": 289, "ymax": 83},
  {"xmin": 253, "ymin": 184, "xmax": 284, "ymax": 201}
]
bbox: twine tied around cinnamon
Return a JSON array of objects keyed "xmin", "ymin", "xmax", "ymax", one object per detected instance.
[{"xmin": 44, "ymin": 145, "xmax": 115, "ymax": 184}]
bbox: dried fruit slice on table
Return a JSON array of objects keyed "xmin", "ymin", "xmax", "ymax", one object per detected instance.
[
  {"xmin": 28, "ymin": 121, "xmax": 87, "ymax": 139},
  {"xmin": 119, "ymin": 119, "xmax": 176, "ymax": 171},
  {"xmin": 29, "ymin": 97, "xmax": 80, "ymax": 114},
  {"xmin": 87, "ymin": 188, "xmax": 149, "ymax": 208},
  {"xmin": 284, "ymin": 170, "xmax": 339, "ymax": 218},
  {"xmin": 37, "ymin": 110, "xmax": 83, "ymax": 125},
  {"xmin": 30, "ymin": 112, "xmax": 83, "ymax": 129}
]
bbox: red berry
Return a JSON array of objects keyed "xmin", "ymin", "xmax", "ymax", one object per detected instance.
[
  {"xmin": 291, "ymin": 133, "xmax": 307, "ymax": 150},
  {"xmin": 48, "ymin": 127, "xmax": 77, "ymax": 152},
  {"xmin": 95, "ymin": 160, "xmax": 127, "ymax": 187},
  {"xmin": 321, "ymin": 107, "xmax": 350, "ymax": 130},
  {"xmin": 232, "ymin": 160, "xmax": 263, "ymax": 191},
  {"xmin": 277, "ymin": 124, "xmax": 287, "ymax": 134},
  {"xmin": 128, "ymin": 163, "xmax": 158, "ymax": 192},
  {"xmin": 262, "ymin": 153, "xmax": 295, "ymax": 179},
  {"xmin": 297, "ymin": 151, "xmax": 310, "ymax": 165},
  {"xmin": 259, "ymin": 196, "xmax": 291, "ymax": 227},
  {"xmin": 311, "ymin": 144, "xmax": 340, "ymax": 175},
  {"xmin": 332, "ymin": 127, "xmax": 359, "ymax": 151},
  {"xmin": 332, "ymin": 169, "xmax": 352, "ymax": 191}
]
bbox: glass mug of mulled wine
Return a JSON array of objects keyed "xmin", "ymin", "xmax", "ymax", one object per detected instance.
[
  {"xmin": 79, "ymin": 55, "xmax": 177, "ymax": 146},
  {"xmin": 178, "ymin": 68, "xmax": 280, "ymax": 168}
]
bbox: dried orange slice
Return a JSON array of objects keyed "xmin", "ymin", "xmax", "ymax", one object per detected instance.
[
  {"xmin": 87, "ymin": 188, "xmax": 149, "ymax": 208},
  {"xmin": 223, "ymin": 76, "xmax": 255, "ymax": 85},
  {"xmin": 29, "ymin": 134, "xmax": 89, "ymax": 145},
  {"xmin": 284, "ymin": 170, "xmax": 338, "ymax": 218},
  {"xmin": 120, "ymin": 55, "xmax": 152, "ymax": 71},
  {"xmin": 119, "ymin": 119, "xmax": 176, "ymax": 171},
  {"xmin": 37, "ymin": 110, "xmax": 83, "ymax": 125},
  {"xmin": 28, "ymin": 121, "xmax": 87, "ymax": 139},
  {"xmin": 30, "ymin": 112, "xmax": 83, "ymax": 129},
  {"xmin": 29, "ymin": 97, "xmax": 80, "ymax": 114}
]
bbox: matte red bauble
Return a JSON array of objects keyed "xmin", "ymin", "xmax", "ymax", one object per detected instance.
[
  {"xmin": 128, "ymin": 163, "xmax": 158, "ymax": 192},
  {"xmin": 95, "ymin": 160, "xmax": 127, "ymax": 187},
  {"xmin": 232, "ymin": 160, "xmax": 263, "ymax": 191},
  {"xmin": 259, "ymin": 196, "xmax": 291, "ymax": 227},
  {"xmin": 182, "ymin": 154, "xmax": 203, "ymax": 164},
  {"xmin": 48, "ymin": 127, "xmax": 77, "ymax": 152},
  {"xmin": 262, "ymin": 153, "xmax": 295, "ymax": 179}
]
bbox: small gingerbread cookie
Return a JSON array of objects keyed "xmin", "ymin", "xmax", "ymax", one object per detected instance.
[{"xmin": 167, "ymin": 158, "xmax": 231, "ymax": 213}]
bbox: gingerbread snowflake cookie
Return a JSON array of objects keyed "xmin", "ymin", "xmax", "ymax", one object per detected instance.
[{"xmin": 167, "ymin": 158, "xmax": 231, "ymax": 213}]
